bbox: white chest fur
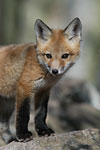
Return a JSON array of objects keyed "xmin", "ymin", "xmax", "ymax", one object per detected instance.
[{"xmin": 34, "ymin": 74, "xmax": 61, "ymax": 90}]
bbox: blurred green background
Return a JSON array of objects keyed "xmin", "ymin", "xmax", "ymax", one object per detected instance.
[{"xmin": 0, "ymin": 0, "xmax": 100, "ymax": 89}]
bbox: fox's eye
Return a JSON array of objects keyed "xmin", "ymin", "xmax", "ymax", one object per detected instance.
[
  {"xmin": 62, "ymin": 53, "xmax": 69, "ymax": 59},
  {"xmin": 45, "ymin": 53, "xmax": 52, "ymax": 59}
]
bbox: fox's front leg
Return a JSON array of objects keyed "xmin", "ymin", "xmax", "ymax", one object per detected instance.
[
  {"xmin": 16, "ymin": 89, "xmax": 33, "ymax": 142},
  {"xmin": 34, "ymin": 90, "xmax": 54, "ymax": 136}
]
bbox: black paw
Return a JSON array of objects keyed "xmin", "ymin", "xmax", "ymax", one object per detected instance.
[
  {"xmin": 16, "ymin": 131, "xmax": 33, "ymax": 142},
  {"xmin": 36, "ymin": 128, "xmax": 55, "ymax": 136}
]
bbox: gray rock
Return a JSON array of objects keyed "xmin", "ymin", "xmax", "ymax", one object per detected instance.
[{"xmin": 0, "ymin": 129, "xmax": 100, "ymax": 150}]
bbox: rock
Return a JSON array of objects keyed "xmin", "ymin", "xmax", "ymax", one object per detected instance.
[{"xmin": 0, "ymin": 129, "xmax": 100, "ymax": 150}]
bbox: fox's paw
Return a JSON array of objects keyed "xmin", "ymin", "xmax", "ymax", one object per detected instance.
[
  {"xmin": 36, "ymin": 128, "xmax": 55, "ymax": 136},
  {"xmin": 16, "ymin": 131, "xmax": 33, "ymax": 142}
]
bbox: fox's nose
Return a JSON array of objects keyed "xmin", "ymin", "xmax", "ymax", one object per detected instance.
[{"xmin": 52, "ymin": 69, "xmax": 58, "ymax": 75}]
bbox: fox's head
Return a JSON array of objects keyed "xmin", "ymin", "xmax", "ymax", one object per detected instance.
[{"xmin": 34, "ymin": 18, "xmax": 82, "ymax": 76}]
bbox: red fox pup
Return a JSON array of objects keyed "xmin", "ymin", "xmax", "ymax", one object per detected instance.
[{"xmin": 0, "ymin": 18, "xmax": 82, "ymax": 143}]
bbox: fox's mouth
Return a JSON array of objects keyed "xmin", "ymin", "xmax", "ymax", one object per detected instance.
[
  {"xmin": 51, "ymin": 72, "xmax": 60, "ymax": 77},
  {"xmin": 46, "ymin": 66, "xmax": 63, "ymax": 76}
]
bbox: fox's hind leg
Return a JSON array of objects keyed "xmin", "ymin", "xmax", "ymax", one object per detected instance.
[{"xmin": 0, "ymin": 95, "xmax": 15, "ymax": 144}]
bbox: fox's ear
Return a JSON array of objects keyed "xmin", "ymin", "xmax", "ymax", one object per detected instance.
[
  {"xmin": 34, "ymin": 19, "xmax": 52, "ymax": 42},
  {"xmin": 64, "ymin": 18, "xmax": 82, "ymax": 41}
]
